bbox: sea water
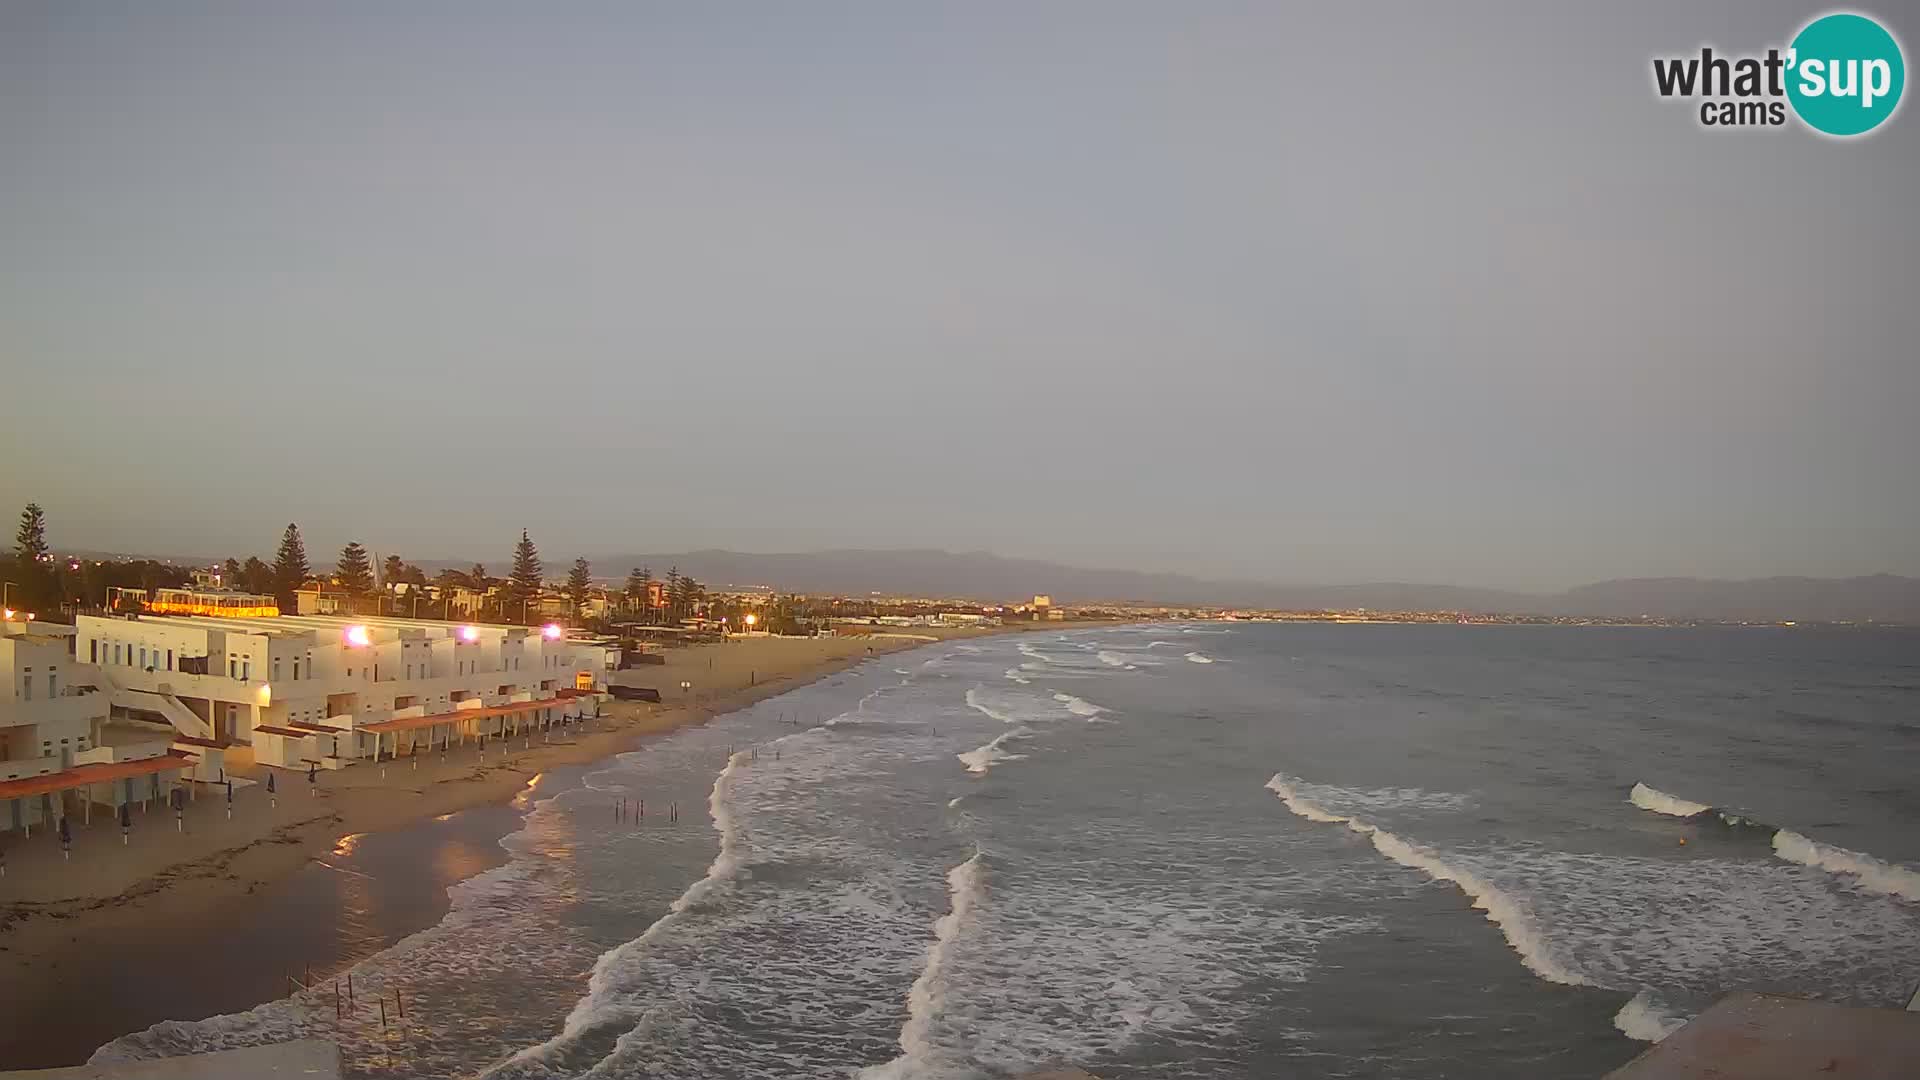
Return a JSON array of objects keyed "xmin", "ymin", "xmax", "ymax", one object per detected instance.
[{"xmin": 94, "ymin": 624, "xmax": 1920, "ymax": 1078}]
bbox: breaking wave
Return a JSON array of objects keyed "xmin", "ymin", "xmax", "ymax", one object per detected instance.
[
  {"xmin": 1051, "ymin": 692, "xmax": 1107, "ymax": 719},
  {"xmin": 1266, "ymin": 775, "xmax": 1586, "ymax": 987},
  {"xmin": 1185, "ymin": 652, "xmax": 1215, "ymax": 664},
  {"xmin": 857, "ymin": 850, "xmax": 986, "ymax": 1079},
  {"xmin": 1613, "ymin": 991, "xmax": 1687, "ymax": 1043},
  {"xmin": 1628, "ymin": 782, "xmax": 1712, "ymax": 819},
  {"xmin": 1772, "ymin": 829, "xmax": 1920, "ymax": 901},
  {"xmin": 958, "ymin": 729, "xmax": 1030, "ymax": 775},
  {"xmin": 496, "ymin": 753, "xmax": 752, "ymax": 1072},
  {"xmin": 1629, "ymin": 782, "xmax": 1920, "ymax": 900}
]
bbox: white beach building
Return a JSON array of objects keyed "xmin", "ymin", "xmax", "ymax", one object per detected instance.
[
  {"xmin": 1, "ymin": 619, "xmax": 195, "ymax": 835},
  {"xmin": 72, "ymin": 612, "xmax": 611, "ymax": 771}
]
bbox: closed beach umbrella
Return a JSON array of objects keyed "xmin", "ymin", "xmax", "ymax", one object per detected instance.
[{"xmin": 267, "ymin": 772, "xmax": 276, "ymax": 794}]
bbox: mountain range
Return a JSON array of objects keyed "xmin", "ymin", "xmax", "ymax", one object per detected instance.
[{"xmin": 560, "ymin": 549, "xmax": 1920, "ymax": 623}]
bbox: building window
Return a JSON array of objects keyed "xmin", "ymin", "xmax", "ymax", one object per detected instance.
[
  {"xmin": 114, "ymin": 644, "xmax": 122, "ymax": 665},
  {"xmin": 167, "ymin": 649, "xmax": 174, "ymax": 670},
  {"xmin": 293, "ymin": 658, "xmax": 300, "ymax": 681},
  {"xmin": 274, "ymin": 657, "xmax": 281, "ymax": 682},
  {"xmin": 21, "ymin": 669, "xmax": 31, "ymax": 701},
  {"xmin": 242, "ymin": 660, "xmax": 251, "ymax": 681},
  {"xmin": 139, "ymin": 647, "xmax": 148, "ymax": 668},
  {"xmin": 90, "ymin": 640, "xmax": 99, "ymax": 663}
]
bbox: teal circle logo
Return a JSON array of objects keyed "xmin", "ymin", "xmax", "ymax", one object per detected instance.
[{"xmin": 1786, "ymin": 12, "xmax": 1905, "ymax": 136}]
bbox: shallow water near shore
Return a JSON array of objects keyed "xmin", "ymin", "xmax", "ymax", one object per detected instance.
[{"xmin": 78, "ymin": 625, "xmax": 1920, "ymax": 1078}]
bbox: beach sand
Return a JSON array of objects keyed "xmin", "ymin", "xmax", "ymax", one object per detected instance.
[{"xmin": 0, "ymin": 627, "xmax": 1040, "ymax": 1067}]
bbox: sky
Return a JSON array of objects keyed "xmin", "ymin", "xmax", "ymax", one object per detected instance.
[{"xmin": 3, "ymin": 2, "xmax": 1916, "ymax": 591}]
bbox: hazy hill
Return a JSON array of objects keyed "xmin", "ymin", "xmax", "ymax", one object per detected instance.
[{"xmin": 572, "ymin": 549, "xmax": 1919, "ymax": 623}]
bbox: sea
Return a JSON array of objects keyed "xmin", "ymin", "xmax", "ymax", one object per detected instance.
[{"xmin": 91, "ymin": 623, "xmax": 1920, "ymax": 1078}]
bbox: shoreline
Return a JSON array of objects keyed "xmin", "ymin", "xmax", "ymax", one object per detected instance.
[{"xmin": 0, "ymin": 624, "xmax": 1079, "ymax": 1068}]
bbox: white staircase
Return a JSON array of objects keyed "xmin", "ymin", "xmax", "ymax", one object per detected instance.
[{"xmin": 112, "ymin": 687, "xmax": 214, "ymax": 740}]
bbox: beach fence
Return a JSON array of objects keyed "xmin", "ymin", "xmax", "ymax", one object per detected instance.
[{"xmin": 280, "ymin": 962, "xmax": 419, "ymax": 1059}]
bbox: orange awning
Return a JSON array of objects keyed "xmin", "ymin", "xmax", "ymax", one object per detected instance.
[
  {"xmin": 360, "ymin": 696, "xmax": 571, "ymax": 735},
  {"xmin": 0, "ymin": 752, "xmax": 196, "ymax": 802}
]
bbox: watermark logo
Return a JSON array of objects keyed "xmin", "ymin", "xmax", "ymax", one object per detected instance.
[{"xmin": 1652, "ymin": 10, "xmax": 1905, "ymax": 137}]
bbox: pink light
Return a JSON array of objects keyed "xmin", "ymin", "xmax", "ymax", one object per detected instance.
[
  {"xmin": 542, "ymin": 623, "xmax": 563, "ymax": 640},
  {"xmin": 344, "ymin": 625, "xmax": 372, "ymax": 647},
  {"xmin": 459, "ymin": 625, "xmax": 480, "ymax": 642}
]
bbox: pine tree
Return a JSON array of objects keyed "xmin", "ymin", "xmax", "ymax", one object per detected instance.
[
  {"xmin": 508, "ymin": 530, "xmax": 543, "ymax": 621},
  {"xmin": 12, "ymin": 503, "xmax": 49, "ymax": 565},
  {"xmin": 241, "ymin": 556, "xmax": 273, "ymax": 594},
  {"xmin": 382, "ymin": 554, "xmax": 404, "ymax": 587},
  {"xmin": 664, "ymin": 566, "xmax": 682, "ymax": 623},
  {"xmin": 337, "ymin": 542, "xmax": 374, "ymax": 594},
  {"xmin": 273, "ymin": 523, "xmax": 311, "ymax": 611},
  {"xmin": 567, "ymin": 558, "xmax": 593, "ymax": 618},
  {"xmin": 223, "ymin": 558, "xmax": 242, "ymax": 586},
  {"xmin": 10, "ymin": 503, "xmax": 55, "ymax": 611},
  {"xmin": 624, "ymin": 567, "xmax": 647, "ymax": 612}
]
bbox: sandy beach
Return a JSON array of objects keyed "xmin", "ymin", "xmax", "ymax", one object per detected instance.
[{"xmin": 0, "ymin": 626, "xmax": 1043, "ymax": 1068}]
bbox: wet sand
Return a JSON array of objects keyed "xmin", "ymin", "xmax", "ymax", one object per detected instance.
[{"xmin": 0, "ymin": 628, "xmax": 1045, "ymax": 1068}]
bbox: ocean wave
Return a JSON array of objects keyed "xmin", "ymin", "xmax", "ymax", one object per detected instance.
[
  {"xmin": 1772, "ymin": 829, "xmax": 1920, "ymax": 901},
  {"xmin": 964, "ymin": 687, "xmax": 1019, "ymax": 725},
  {"xmin": 1267, "ymin": 774, "xmax": 1471, "ymax": 818},
  {"xmin": 1267, "ymin": 775, "xmax": 1587, "ymax": 987},
  {"xmin": 1613, "ymin": 991, "xmax": 1687, "ymax": 1042},
  {"xmin": 1185, "ymin": 652, "xmax": 1215, "ymax": 664},
  {"xmin": 1628, "ymin": 782, "xmax": 1712, "ymax": 819},
  {"xmin": 1278, "ymin": 772, "xmax": 1920, "ymax": 1041},
  {"xmin": 958, "ymin": 729, "xmax": 1031, "ymax": 775},
  {"xmin": 858, "ymin": 850, "xmax": 986, "ymax": 1079},
  {"xmin": 496, "ymin": 752, "xmax": 752, "ymax": 1072},
  {"xmin": 966, "ymin": 686, "xmax": 1091, "ymax": 727},
  {"xmin": 1629, "ymin": 783, "xmax": 1920, "ymax": 899},
  {"xmin": 1095, "ymin": 651, "xmax": 1137, "ymax": 670},
  {"xmin": 1052, "ymin": 692, "xmax": 1107, "ymax": 719},
  {"xmin": 1003, "ymin": 667, "xmax": 1031, "ymax": 685}
]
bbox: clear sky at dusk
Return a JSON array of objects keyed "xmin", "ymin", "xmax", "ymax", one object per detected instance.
[{"xmin": 3, "ymin": 2, "xmax": 1915, "ymax": 590}]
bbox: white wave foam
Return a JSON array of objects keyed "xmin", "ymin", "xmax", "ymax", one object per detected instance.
[
  {"xmin": 1614, "ymin": 990, "xmax": 1687, "ymax": 1042},
  {"xmin": 958, "ymin": 729, "xmax": 1030, "ymax": 774},
  {"xmin": 1630, "ymin": 785, "xmax": 1920, "ymax": 901},
  {"xmin": 1266, "ymin": 774, "xmax": 1471, "ymax": 817},
  {"xmin": 859, "ymin": 850, "xmax": 986, "ymax": 1079},
  {"xmin": 1772, "ymin": 830, "xmax": 1920, "ymax": 901},
  {"xmin": 1185, "ymin": 651, "xmax": 1215, "ymax": 664},
  {"xmin": 1051, "ymin": 692, "xmax": 1106, "ymax": 719},
  {"xmin": 1095, "ymin": 651, "xmax": 1137, "ymax": 670},
  {"xmin": 1003, "ymin": 667, "xmax": 1030, "ymax": 685},
  {"xmin": 966, "ymin": 686, "xmax": 1087, "ymax": 726},
  {"xmin": 1267, "ymin": 774, "xmax": 1587, "ymax": 987},
  {"xmin": 1144, "ymin": 641, "xmax": 1180, "ymax": 649},
  {"xmin": 964, "ymin": 687, "xmax": 1019, "ymax": 725},
  {"xmin": 498, "ymin": 752, "xmax": 752, "ymax": 1070},
  {"xmin": 1628, "ymin": 782, "xmax": 1711, "ymax": 818}
]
